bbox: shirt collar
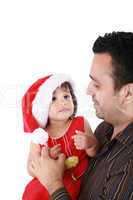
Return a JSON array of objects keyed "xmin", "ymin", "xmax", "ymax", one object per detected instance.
[
  {"xmin": 115, "ymin": 122, "xmax": 133, "ymax": 146},
  {"xmin": 103, "ymin": 122, "xmax": 133, "ymax": 146}
]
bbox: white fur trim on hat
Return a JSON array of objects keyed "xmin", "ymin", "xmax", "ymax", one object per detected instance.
[{"xmin": 32, "ymin": 74, "xmax": 75, "ymax": 127}]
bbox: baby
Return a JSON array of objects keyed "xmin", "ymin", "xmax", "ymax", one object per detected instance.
[{"xmin": 22, "ymin": 74, "xmax": 99, "ymax": 200}]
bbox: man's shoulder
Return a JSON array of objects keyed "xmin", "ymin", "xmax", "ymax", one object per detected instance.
[
  {"xmin": 95, "ymin": 121, "xmax": 112, "ymax": 131},
  {"xmin": 94, "ymin": 121, "xmax": 113, "ymax": 144}
]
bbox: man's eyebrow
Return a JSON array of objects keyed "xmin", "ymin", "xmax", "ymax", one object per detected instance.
[{"xmin": 89, "ymin": 74, "xmax": 101, "ymax": 84}]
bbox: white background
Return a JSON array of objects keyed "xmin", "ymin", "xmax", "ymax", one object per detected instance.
[{"xmin": 0, "ymin": 0, "xmax": 133, "ymax": 199}]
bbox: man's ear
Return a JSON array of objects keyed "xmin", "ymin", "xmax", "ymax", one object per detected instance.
[
  {"xmin": 118, "ymin": 84, "xmax": 133, "ymax": 104},
  {"xmin": 123, "ymin": 84, "xmax": 133, "ymax": 104}
]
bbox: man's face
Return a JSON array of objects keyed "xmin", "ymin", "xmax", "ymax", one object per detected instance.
[{"xmin": 87, "ymin": 53, "xmax": 122, "ymax": 123}]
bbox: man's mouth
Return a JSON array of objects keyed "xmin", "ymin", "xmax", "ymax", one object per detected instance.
[{"xmin": 92, "ymin": 98, "xmax": 99, "ymax": 105}]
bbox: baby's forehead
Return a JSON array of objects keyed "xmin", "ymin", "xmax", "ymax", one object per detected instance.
[{"xmin": 53, "ymin": 85, "xmax": 70, "ymax": 94}]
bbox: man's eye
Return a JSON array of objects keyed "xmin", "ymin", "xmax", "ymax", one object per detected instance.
[
  {"xmin": 94, "ymin": 83, "xmax": 99, "ymax": 88},
  {"xmin": 52, "ymin": 96, "xmax": 56, "ymax": 101}
]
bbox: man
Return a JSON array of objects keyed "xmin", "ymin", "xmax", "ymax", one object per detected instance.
[{"xmin": 29, "ymin": 32, "xmax": 133, "ymax": 199}]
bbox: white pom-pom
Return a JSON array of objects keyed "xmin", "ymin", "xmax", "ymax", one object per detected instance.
[{"xmin": 31, "ymin": 128, "xmax": 49, "ymax": 145}]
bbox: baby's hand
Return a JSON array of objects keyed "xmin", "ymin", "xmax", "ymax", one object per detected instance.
[
  {"xmin": 72, "ymin": 130, "xmax": 90, "ymax": 150},
  {"xmin": 49, "ymin": 144, "xmax": 61, "ymax": 159}
]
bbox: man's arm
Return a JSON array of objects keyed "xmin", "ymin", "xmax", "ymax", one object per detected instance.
[{"xmin": 50, "ymin": 188, "xmax": 71, "ymax": 200}]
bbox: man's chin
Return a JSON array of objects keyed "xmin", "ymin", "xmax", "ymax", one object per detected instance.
[{"xmin": 95, "ymin": 111, "xmax": 104, "ymax": 119}]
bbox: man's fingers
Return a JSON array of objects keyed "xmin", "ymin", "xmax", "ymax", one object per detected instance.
[
  {"xmin": 58, "ymin": 153, "xmax": 66, "ymax": 165},
  {"xmin": 41, "ymin": 146, "xmax": 50, "ymax": 158},
  {"xmin": 50, "ymin": 144, "xmax": 62, "ymax": 159},
  {"xmin": 30, "ymin": 142, "xmax": 41, "ymax": 154},
  {"xmin": 31, "ymin": 153, "xmax": 41, "ymax": 168},
  {"xmin": 28, "ymin": 159, "xmax": 38, "ymax": 173},
  {"xmin": 54, "ymin": 144, "xmax": 61, "ymax": 148},
  {"xmin": 52, "ymin": 144, "xmax": 61, "ymax": 152},
  {"xmin": 28, "ymin": 162, "xmax": 34, "ymax": 172}
]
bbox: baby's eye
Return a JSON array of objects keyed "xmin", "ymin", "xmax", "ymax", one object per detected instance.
[
  {"xmin": 64, "ymin": 95, "xmax": 70, "ymax": 99},
  {"xmin": 52, "ymin": 96, "xmax": 56, "ymax": 101}
]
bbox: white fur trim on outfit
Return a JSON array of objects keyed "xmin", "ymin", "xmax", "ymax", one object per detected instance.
[{"xmin": 32, "ymin": 74, "xmax": 75, "ymax": 127}]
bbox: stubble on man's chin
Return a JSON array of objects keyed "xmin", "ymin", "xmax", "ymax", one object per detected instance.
[{"xmin": 95, "ymin": 110, "xmax": 104, "ymax": 120}]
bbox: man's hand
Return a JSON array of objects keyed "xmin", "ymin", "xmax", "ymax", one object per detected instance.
[
  {"xmin": 27, "ymin": 142, "xmax": 41, "ymax": 177},
  {"xmin": 49, "ymin": 144, "xmax": 61, "ymax": 159},
  {"xmin": 29, "ymin": 146, "xmax": 66, "ymax": 194}
]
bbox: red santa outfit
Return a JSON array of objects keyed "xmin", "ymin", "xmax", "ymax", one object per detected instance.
[{"xmin": 22, "ymin": 74, "xmax": 89, "ymax": 200}]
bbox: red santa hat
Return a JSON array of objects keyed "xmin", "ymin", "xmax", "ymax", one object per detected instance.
[{"xmin": 22, "ymin": 74, "xmax": 75, "ymax": 133}]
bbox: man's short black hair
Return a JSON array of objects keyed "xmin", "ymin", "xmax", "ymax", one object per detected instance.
[{"xmin": 93, "ymin": 31, "xmax": 133, "ymax": 90}]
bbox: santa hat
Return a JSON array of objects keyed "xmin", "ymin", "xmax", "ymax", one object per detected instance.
[{"xmin": 22, "ymin": 74, "xmax": 75, "ymax": 133}]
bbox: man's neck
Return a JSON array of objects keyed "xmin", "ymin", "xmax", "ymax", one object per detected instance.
[{"xmin": 111, "ymin": 120, "xmax": 133, "ymax": 140}]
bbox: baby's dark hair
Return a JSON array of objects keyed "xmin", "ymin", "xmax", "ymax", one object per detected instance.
[
  {"xmin": 93, "ymin": 31, "xmax": 133, "ymax": 90},
  {"xmin": 61, "ymin": 81, "xmax": 77, "ymax": 118}
]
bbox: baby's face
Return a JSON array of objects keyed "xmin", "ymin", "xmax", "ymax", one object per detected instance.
[{"xmin": 48, "ymin": 86, "xmax": 74, "ymax": 122}]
